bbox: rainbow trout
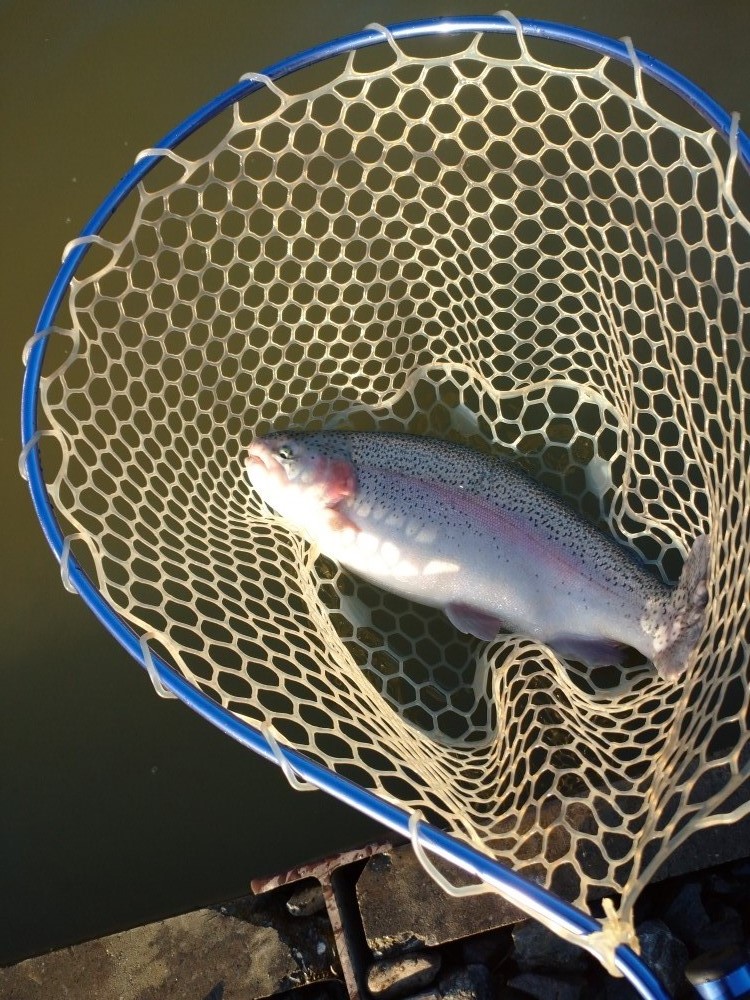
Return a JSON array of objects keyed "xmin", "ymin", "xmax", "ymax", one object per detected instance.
[{"xmin": 245, "ymin": 431, "xmax": 709, "ymax": 681}]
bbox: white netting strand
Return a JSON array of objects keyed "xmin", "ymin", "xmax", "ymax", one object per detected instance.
[{"xmin": 33, "ymin": 26, "xmax": 750, "ymax": 921}]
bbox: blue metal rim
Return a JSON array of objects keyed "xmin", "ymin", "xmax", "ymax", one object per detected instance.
[{"xmin": 22, "ymin": 15, "xmax": 746, "ymax": 998}]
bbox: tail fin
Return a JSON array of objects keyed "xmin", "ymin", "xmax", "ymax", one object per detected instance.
[{"xmin": 645, "ymin": 533, "xmax": 710, "ymax": 681}]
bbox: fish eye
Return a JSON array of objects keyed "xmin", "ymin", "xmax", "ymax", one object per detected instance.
[{"xmin": 277, "ymin": 444, "xmax": 295, "ymax": 461}]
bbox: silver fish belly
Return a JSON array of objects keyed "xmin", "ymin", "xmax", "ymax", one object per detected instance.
[{"xmin": 245, "ymin": 431, "xmax": 709, "ymax": 681}]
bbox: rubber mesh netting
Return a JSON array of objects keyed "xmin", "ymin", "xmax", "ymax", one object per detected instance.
[{"xmin": 32, "ymin": 25, "xmax": 749, "ymax": 920}]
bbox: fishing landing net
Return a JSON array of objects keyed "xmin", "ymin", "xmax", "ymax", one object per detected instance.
[{"xmin": 21, "ymin": 14, "xmax": 750, "ymax": 982}]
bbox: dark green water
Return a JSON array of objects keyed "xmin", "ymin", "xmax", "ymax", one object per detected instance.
[{"xmin": 1, "ymin": 0, "xmax": 748, "ymax": 966}]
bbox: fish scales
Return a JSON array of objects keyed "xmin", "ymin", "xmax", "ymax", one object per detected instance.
[
  {"xmin": 245, "ymin": 431, "xmax": 709, "ymax": 681},
  {"xmin": 265, "ymin": 431, "xmax": 664, "ymax": 606}
]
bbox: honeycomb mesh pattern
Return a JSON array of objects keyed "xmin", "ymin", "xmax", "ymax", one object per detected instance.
[{"xmin": 35, "ymin": 26, "xmax": 749, "ymax": 915}]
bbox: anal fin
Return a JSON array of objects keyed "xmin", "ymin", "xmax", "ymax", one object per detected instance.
[{"xmin": 551, "ymin": 635, "xmax": 628, "ymax": 667}]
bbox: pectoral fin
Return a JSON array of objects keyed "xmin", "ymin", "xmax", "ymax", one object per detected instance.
[{"xmin": 445, "ymin": 602, "xmax": 504, "ymax": 641}]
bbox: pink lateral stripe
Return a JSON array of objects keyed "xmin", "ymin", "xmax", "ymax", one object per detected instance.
[{"xmin": 359, "ymin": 464, "xmax": 600, "ymax": 584}]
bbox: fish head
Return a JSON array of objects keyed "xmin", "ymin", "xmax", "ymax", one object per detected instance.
[{"xmin": 245, "ymin": 433, "xmax": 357, "ymax": 529}]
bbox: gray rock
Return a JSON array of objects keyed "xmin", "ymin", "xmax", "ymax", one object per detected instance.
[
  {"xmin": 690, "ymin": 904, "xmax": 745, "ymax": 953},
  {"xmin": 506, "ymin": 971, "xmax": 585, "ymax": 1000},
  {"xmin": 601, "ymin": 979, "xmax": 639, "ymax": 1000},
  {"xmin": 0, "ymin": 904, "xmax": 334, "ymax": 1000},
  {"xmin": 439, "ymin": 964, "xmax": 493, "ymax": 1000},
  {"xmin": 495, "ymin": 989, "xmax": 542, "ymax": 1000},
  {"xmin": 662, "ymin": 882, "xmax": 710, "ymax": 946},
  {"xmin": 461, "ymin": 928, "xmax": 510, "ymax": 966},
  {"xmin": 637, "ymin": 919, "xmax": 689, "ymax": 997},
  {"xmin": 707, "ymin": 872, "xmax": 739, "ymax": 898},
  {"xmin": 367, "ymin": 952, "xmax": 442, "ymax": 999},
  {"xmin": 512, "ymin": 920, "xmax": 589, "ymax": 973},
  {"xmin": 357, "ymin": 845, "xmax": 525, "ymax": 956},
  {"xmin": 730, "ymin": 859, "xmax": 750, "ymax": 882},
  {"xmin": 286, "ymin": 882, "xmax": 326, "ymax": 917},
  {"xmin": 286, "ymin": 987, "xmax": 348, "ymax": 1000}
]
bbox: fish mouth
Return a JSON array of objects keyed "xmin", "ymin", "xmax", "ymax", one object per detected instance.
[{"xmin": 245, "ymin": 440, "xmax": 277, "ymax": 474}]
